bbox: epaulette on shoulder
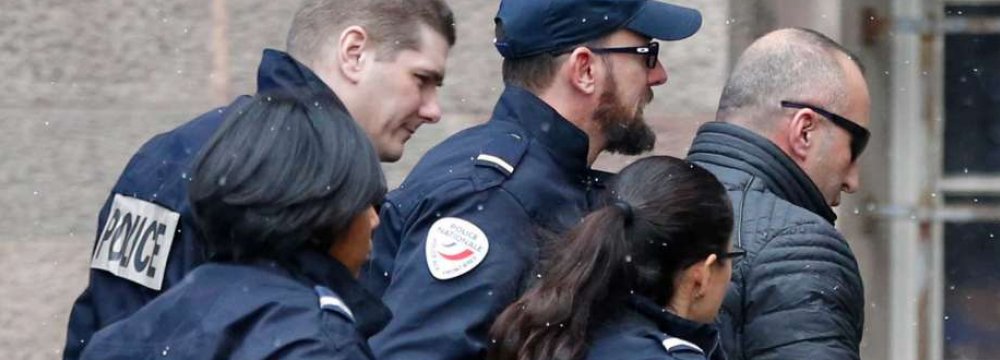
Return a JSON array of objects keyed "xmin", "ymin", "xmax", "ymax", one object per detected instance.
[
  {"xmin": 313, "ymin": 285, "xmax": 354, "ymax": 322},
  {"xmin": 661, "ymin": 337, "xmax": 704, "ymax": 355},
  {"xmin": 474, "ymin": 132, "xmax": 528, "ymax": 177}
]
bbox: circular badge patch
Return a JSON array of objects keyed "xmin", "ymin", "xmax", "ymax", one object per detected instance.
[{"xmin": 425, "ymin": 217, "xmax": 490, "ymax": 280}]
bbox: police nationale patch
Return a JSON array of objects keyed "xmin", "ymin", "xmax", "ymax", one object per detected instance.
[
  {"xmin": 425, "ymin": 217, "xmax": 489, "ymax": 280},
  {"xmin": 90, "ymin": 194, "xmax": 180, "ymax": 290}
]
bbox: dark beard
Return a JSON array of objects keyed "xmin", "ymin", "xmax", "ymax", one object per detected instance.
[{"xmin": 595, "ymin": 88, "xmax": 656, "ymax": 155}]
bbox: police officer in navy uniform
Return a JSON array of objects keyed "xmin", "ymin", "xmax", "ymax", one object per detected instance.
[
  {"xmin": 361, "ymin": 1, "xmax": 702, "ymax": 358},
  {"xmin": 80, "ymin": 90, "xmax": 388, "ymax": 359},
  {"xmin": 488, "ymin": 156, "xmax": 736, "ymax": 360},
  {"xmin": 63, "ymin": 1, "xmax": 454, "ymax": 358}
]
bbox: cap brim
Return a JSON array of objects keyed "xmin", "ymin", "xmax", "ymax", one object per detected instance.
[{"xmin": 625, "ymin": 1, "xmax": 702, "ymax": 41}]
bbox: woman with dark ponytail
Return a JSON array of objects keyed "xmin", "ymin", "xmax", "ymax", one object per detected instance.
[{"xmin": 488, "ymin": 156, "xmax": 739, "ymax": 360}]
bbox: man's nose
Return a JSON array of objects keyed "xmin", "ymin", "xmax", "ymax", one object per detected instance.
[
  {"xmin": 843, "ymin": 162, "xmax": 861, "ymax": 194},
  {"xmin": 648, "ymin": 60, "xmax": 668, "ymax": 87},
  {"xmin": 420, "ymin": 90, "xmax": 442, "ymax": 123}
]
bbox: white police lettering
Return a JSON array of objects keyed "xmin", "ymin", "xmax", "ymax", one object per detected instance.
[
  {"xmin": 425, "ymin": 217, "xmax": 489, "ymax": 280},
  {"xmin": 90, "ymin": 194, "xmax": 180, "ymax": 290}
]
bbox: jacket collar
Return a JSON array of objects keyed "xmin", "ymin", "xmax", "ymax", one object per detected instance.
[
  {"xmin": 275, "ymin": 250, "xmax": 392, "ymax": 338},
  {"xmin": 628, "ymin": 295, "xmax": 720, "ymax": 355},
  {"xmin": 687, "ymin": 122, "xmax": 837, "ymax": 224},
  {"xmin": 255, "ymin": 49, "xmax": 349, "ymax": 114},
  {"xmin": 491, "ymin": 86, "xmax": 595, "ymax": 179}
]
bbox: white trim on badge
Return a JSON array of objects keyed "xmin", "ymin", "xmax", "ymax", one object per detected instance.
[
  {"xmin": 476, "ymin": 154, "xmax": 515, "ymax": 174},
  {"xmin": 425, "ymin": 217, "xmax": 489, "ymax": 280},
  {"xmin": 90, "ymin": 194, "xmax": 180, "ymax": 291}
]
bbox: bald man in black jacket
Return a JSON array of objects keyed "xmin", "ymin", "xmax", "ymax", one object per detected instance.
[{"xmin": 688, "ymin": 28, "xmax": 870, "ymax": 360}]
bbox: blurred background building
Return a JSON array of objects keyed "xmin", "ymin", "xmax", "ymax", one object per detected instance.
[{"xmin": 1, "ymin": 0, "xmax": 997, "ymax": 359}]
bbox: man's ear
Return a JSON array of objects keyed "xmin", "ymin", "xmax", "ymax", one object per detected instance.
[
  {"xmin": 564, "ymin": 48, "xmax": 600, "ymax": 95},
  {"xmin": 786, "ymin": 109, "xmax": 819, "ymax": 162},
  {"xmin": 338, "ymin": 26, "xmax": 370, "ymax": 84}
]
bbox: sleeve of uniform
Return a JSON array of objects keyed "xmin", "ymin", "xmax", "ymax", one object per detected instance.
[
  {"xmin": 265, "ymin": 333, "xmax": 375, "ymax": 360},
  {"xmin": 63, "ymin": 191, "xmax": 117, "ymax": 359},
  {"xmin": 232, "ymin": 300, "xmax": 378, "ymax": 360},
  {"xmin": 270, "ymin": 342, "xmax": 375, "ymax": 360},
  {"xmin": 64, "ymin": 187, "xmax": 202, "ymax": 359},
  {"xmin": 739, "ymin": 227, "xmax": 865, "ymax": 360},
  {"xmin": 63, "ymin": 124, "xmax": 215, "ymax": 359},
  {"xmin": 368, "ymin": 180, "xmax": 536, "ymax": 360}
]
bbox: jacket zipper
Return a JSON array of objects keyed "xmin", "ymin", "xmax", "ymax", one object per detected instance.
[
  {"xmin": 736, "ymin": 176, "xmax": 755, "ymax": 248},
  {"xmin": 735, "ymin": 176, "xmax": 755, "ymax": 360}
]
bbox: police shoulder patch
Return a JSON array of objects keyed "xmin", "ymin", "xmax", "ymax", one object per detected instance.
[
  {"xmin": 90, "ymin": 194, "xmax": 180, "ymax": 291},
  {"xmin": 425, "ymin": 217, "xmax": 489, "ymax": 280}
]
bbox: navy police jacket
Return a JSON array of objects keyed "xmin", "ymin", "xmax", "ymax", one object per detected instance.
[
  {"xmin": 63, "ymin": 49, "xmax": 348, "ymax": 359},
  {"xmin": 79, "ymin": 250, "xmax": 391, "ymax": 360},
  {"xmin": 587, "ymin": 296, "xmax": 724, "ymax": 360},
  {"xmin": 361, "ymin": 86, "xmax": 610, "ymax": 359}
]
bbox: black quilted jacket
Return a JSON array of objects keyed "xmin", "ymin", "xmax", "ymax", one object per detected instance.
[{"xmin": 687, "ymin": 122, "xmax": 865, "ymax": 360}]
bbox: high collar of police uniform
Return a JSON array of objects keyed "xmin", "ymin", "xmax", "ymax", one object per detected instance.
[
  {"xmin": 492, "ymin": 86, "xmax": 610, "ymax": 183},
  {"xmin": 255, "ymin": 48, "xmax": 350, "ymax": 116},
  {"xmin": 687, "ymin": 121, "xmax": 837, "ymax": 224},
  {"xmin": 262, "ymin": 250, "xmax": 392, "ymax": 339},
  {"xmin": 627, "ymin": 295, "xmax": 720, "ymax": 356}
]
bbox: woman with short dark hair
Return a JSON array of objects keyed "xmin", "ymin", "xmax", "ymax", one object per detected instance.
[
  {"xmin": 488, "ymin": 156, "xmax": 738, "ymax": 360},
  {"xmin": 80, "ymin": 92, "xmax": 388, "ymax": 359}
]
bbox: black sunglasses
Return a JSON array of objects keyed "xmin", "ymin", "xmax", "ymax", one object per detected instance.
[
  {"xmin": 678, "ymin": 246, "xmax": 746, "ymax": 269},
  {"xmin": 552, "ymin": 42, "xmax": 660, "ymax": 69},
  {"xmin": 720, "ymin": 246, "xmax": 746, "ymax": 261},
  {"xmin": 590, "ymin": 41, "xmax": 659, "ymax": 69},
  {"xmin": 781, "ymin": 101, "xmax": 870, "ymax": 161}
]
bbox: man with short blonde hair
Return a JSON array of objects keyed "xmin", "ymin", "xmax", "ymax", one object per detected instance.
[{"xmin": 64, "ymin": 1, "xmax": 455, "ymax": 358}]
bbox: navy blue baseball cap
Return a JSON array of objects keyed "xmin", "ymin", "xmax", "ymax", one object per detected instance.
[{"xmin": 494, "ymin": 0, "xmax": 702, "ymax": 59}]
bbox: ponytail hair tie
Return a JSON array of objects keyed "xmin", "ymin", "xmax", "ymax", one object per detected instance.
[{"xmin": 613, "ymin": 200, "xmax": 634, "ymax": 226}]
